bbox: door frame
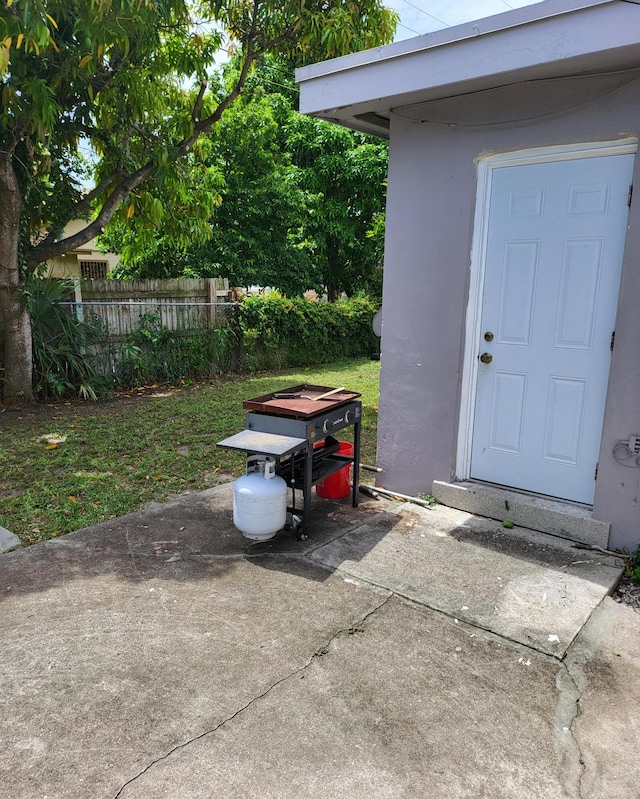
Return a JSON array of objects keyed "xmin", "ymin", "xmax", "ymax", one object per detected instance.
[{"xmin": 455, "ymin": 138, "xmax": 637, "ymax": 488}]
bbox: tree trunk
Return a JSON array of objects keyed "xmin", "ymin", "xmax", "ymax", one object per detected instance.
[
  {"xmin": 327, "ymin": 284, "xmax": 340, "ymax": 302},
  {"xmin": 325, "ymin": 243, "xmax": 343, "ymax": 302},
  {"xmin": 0, "ymin": 148, "xmax": 34, "ymax": 405}
]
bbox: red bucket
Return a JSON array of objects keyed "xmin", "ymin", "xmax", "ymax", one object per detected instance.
[{"xmin": 316, "ymin": 441, "xmax": 354, "ymax": 499}]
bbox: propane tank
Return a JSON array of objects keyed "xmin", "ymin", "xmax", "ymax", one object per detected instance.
[{"xmin": 233, "ymin": 456, "xmax": 287, "ymax": 540}]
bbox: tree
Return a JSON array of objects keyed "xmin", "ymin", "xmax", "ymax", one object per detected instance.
[
  {"xmin": 285, "ymin": 113, "xmax": 388, "ymax": 300},
  {"xmin": 0, "ymin": 0, "xmax": 397, "ymax": 404},
  {"xmin": 105, "ymin": 71, "xmax": 319, "ymax": 295},
  {"xmin": 104, "ymin": 55, "xmax": 389, "ymax": 298}
]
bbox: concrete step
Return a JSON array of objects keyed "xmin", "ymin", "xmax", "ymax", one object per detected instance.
[{"xmin": 431, "ymin": 481, "xmax": 609, "ymax": 548}]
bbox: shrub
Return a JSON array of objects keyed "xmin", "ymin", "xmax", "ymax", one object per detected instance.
[
  {"xmin": 28, "ymin": 276, "xmax": 111, "ymax": 400},
  {"xmin": 113, "ymin": 311, "xmax": 240, "ymax": 387},
  {"xmin": 24, "ymin": 288, "xmax": 379, "ymax": 394},
  {"xmin": 237, "ymin": 293, "xmax": 379, "ymax": 371},
  {"xmin": 625, "ymin": 545, "xmax": 640, "ymax": 583}
]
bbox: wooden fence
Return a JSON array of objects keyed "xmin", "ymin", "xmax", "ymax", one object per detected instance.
[
  {"xmin": 73, "ymin": 277, "xmax": 233, "ymax": 337},
  {"xmin": 59, "ymin": 277, "xmax": 237, "ymax": 377}
]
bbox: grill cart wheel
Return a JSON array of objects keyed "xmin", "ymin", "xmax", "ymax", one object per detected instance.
[{"xmin": 290, "ymin": 514, "xmax": 306, "ymax": 540}]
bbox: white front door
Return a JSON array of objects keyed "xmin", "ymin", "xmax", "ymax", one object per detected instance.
[{"xmin": 470, "ymin": 152, "xmax": 634, "ymax": 504}]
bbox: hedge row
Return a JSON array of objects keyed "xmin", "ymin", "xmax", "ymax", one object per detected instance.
[
  {"xmin": 21, "ymin": 290, "xmax": 381, "ymax": 398},
  {"xmin": 237, "ymin": 293, "xmax": 380, "ymax": 371}
]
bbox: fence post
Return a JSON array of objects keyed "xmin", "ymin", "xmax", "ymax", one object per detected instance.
[
  {"xmin": 72, "ymin": 278, "xmax": 84, "ymax": 323},
  {"xmin": 207, "ymin": 279, "xmax": 216, "ymax": 325}
]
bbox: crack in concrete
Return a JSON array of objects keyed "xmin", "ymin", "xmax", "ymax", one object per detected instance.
[
  {"xmin": 552, "ymin": 596, "xmax": 614, "ymax": 799},
  {"xmin": 554, "ymin": 659, "xmax": 586, "ymax": 799},
  {"xmin": 316, "ymin": 564, "xmax": 569, "ymax": 661},
  {"xmin": 561, "ymin": 631, "xmax": 601, "ymax": 799},
  {"xmin": 111, "ymin": 593, "xmax": 392, "ymax": 799}
]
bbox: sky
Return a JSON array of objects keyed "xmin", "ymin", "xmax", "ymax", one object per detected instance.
[{"xmin": 388, "ymin": 0, "xmax": 543, "ymax": 40}]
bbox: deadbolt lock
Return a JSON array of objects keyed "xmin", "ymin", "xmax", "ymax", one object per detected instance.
[
  {"xmin": 484, "ymin": 331, "xmax": 494, "ymax": 342},
  {"xmin": 480, "ymin": 352, "xmax": 493, "ymax": 364}
]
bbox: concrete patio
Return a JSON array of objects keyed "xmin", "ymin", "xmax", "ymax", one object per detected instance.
[{"xmin": 1, "ymin": 484, "xmax": 638, "ymax": 798}]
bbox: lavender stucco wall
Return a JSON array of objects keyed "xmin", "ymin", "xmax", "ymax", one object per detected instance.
[{"xmin": 376, "ymin": 73, "xmax": 640, "ymax": 549}]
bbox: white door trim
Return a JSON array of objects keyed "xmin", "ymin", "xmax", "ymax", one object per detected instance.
[{"xmin": 455, "ymin": 137, "xmax": 637, "ymax": 484}]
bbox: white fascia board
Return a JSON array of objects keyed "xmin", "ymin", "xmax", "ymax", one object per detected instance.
[
  {"xmin": 297, "ymin": 0, "xmax": 639, "ymax": 118},
  {"xmin": 297, "ymin": 0, "xmax": 609, "ymax": 82}
]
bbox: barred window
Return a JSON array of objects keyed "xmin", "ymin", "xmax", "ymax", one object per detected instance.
[{"xmin": 80, "ymin": 260, "xmax": 108, "ymax": 279}]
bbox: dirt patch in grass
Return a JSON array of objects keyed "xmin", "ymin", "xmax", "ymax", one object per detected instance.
[{"xmin": 1, "ymin": 381, "xmax": 208, "ymax": 427}]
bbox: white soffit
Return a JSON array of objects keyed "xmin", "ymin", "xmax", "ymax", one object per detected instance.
[{"xmin": 296, "ymin": 0, "xmax": 640, "ymax": 136}]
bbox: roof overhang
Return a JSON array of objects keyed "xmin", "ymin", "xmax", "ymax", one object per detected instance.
[{"xmin": 296, "ymin": 0, "xmax": 640, "ymax": 138}]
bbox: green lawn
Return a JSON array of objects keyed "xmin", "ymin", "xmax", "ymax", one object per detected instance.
[{"xmin": 0, "ymin": 359, "xmax": 380, "ymax": 546}]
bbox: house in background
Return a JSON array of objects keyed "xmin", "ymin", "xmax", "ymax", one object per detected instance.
[
  {"xmin": 45, "ymin": 219, "xmax": 120, "ymax": 280},
  {"xmin": 297, "ymin": 0, "xmax": 640, "ymax": 550}
]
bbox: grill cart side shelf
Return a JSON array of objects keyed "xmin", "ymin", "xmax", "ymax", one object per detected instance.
[{"xmin": 217, "ymin": 399, "xmax": 362, "ymax": 538}]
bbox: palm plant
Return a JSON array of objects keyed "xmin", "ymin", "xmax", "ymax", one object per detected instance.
[{"xmin": 28, "ymin": 275, "xmax": 110, "ymax": 400}]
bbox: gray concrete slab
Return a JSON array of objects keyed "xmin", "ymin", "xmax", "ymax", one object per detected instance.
[
  {"xmin": 0, "ymin": 491, "xmax": 385, "ymax": 799},
  {"xmin": 564, "ymin": 598, "xmax": 640, "ymax": 799},
  {"xmin": 309, "ymin": 503, "xmax": 624, "ymax": 657},
  {"xmin": 0, "ymin": 484, "xmax": 635, "ymax": 799},
  {"xmin": 117, "ymin": 598, "xmax": 570, "ymax": 799},
  {"xmin": 0, "ymin": 524, "xmax": 21, "ymax": 553}
]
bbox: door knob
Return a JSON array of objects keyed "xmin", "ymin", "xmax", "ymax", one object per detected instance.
[
  {"xmin": 484, "ymin": 331, "xmax": 494, "ymax": 342},
  {"xmin": 480, "ymin": 352, "xmax": 493, "ymax": 364}
]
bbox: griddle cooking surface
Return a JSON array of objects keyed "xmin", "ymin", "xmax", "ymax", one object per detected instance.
[{"xmin": 243, "ymin": 384, "xmax": 361, "ymax": 419}]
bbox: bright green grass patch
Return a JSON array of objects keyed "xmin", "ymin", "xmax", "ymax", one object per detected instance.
[{"xmin": 0, "ymin": 359, "xmax": 380, "ymax": 545}]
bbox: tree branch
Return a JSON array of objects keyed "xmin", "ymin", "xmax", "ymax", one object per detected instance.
[
  {"xmin": 192, "ymin": 79, "xmax": 208, "ymax": 122},
  {"xmin": 25, "ymin": 163, "xmax": 155, "ymax": 267},
  {"xmin": 77, "ymin": 171, "xmax": 126, "ymax": 214},
  {"xmin": 25, "ymin": 0, "xmax": 266, "ymax": 268},
  {"xmin": 0, "ymin": 129, "xmax": 21, "ymax": 158},
  {"xmin": 179, "ymin": 1, "xmax": 261, "ymax": 153}
]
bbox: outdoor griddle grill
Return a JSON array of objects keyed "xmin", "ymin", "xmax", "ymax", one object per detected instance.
[{"xmin": 217, "ymin": 385, "xmax": 362, "ymax": 538}]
